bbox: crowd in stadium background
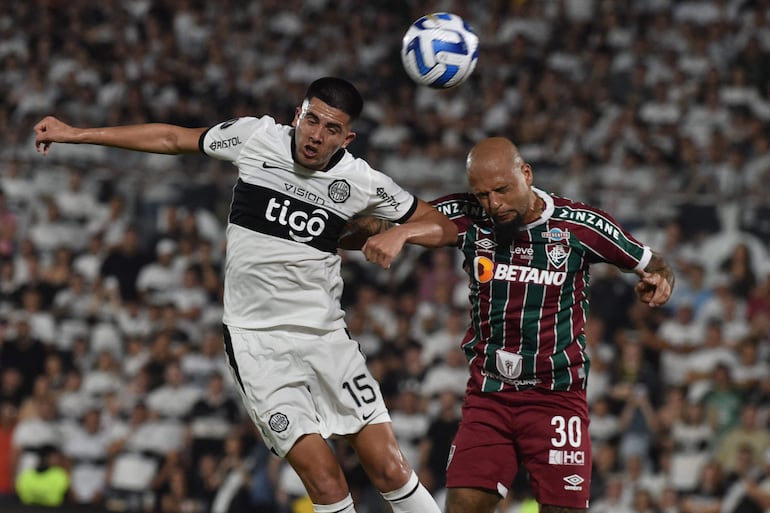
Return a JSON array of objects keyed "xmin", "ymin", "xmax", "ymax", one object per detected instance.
[{"xmin": 1, "ymin": 1, "xmax": 770, "ymax": 512}]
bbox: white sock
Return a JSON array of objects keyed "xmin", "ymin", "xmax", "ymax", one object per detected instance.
[
  {"xmin": 313, "ymin": 493, "xmax": 356, "ymax": 513},
  {"xmin": 381, "ymin": 471, "xmax": 442, "ymax": 513}
]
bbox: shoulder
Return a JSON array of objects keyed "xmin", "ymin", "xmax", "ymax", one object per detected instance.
[
  {"xmin": 430, "ymin": 193, "xmax": 486, "ymax": 222},
  {"xmin": 551, "ymin": 195, "xmax": 620, "ymax": 227}
]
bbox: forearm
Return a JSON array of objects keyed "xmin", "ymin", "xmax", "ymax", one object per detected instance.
[
  {"xmin": 397, "ymin": 218, "xmax": 456, "ymax": 248},
  {"xmin": 71, "ymin": 123, "xmax": 204, "ymax": 154},
  {"xmin": 338, "ymin": 217, "xmax": 393, "ymax": 250}
]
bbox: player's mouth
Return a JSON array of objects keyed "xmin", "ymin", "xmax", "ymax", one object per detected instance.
[
  {"xmin": 302, "ymin": 145, "xmax": 318, "ymax": 159},
  {"xmin": 494, "ymin": 210, "xmax": 517, "ymax": 223}
]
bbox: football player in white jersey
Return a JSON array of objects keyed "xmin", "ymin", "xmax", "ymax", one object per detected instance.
[{"xmin": 34, "ymin": 77, "xmax": 456, "ymax": 513}]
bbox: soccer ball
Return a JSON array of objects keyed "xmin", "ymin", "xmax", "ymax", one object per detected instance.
[{"xmin": 400, "ymin": 12, "xmax": 479, "ymax": 89}]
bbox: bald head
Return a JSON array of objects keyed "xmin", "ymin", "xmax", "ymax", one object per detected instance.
[{"xmin": 466, "ymin": 137, "xmax": 522, "ymax": 180}]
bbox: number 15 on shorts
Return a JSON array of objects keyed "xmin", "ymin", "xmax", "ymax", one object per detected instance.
[{"xmin": 342, "ymin": 373, "xmax": 377, "ymax": 408}]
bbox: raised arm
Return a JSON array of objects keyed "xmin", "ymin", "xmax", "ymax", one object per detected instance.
[
  {"xmin": 356, "ymin": 199, "xmax": 457, "ymax": 269},
  {"xmin": 34, "ymin": 116, "xmax": 206, "ymax": 156},
  {"xmin": 635, "ymin": 251, "xmax": 675, "ymax": 308}
]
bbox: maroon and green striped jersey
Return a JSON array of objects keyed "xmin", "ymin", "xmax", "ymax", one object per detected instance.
[{"xmin": 431, "ymin": 188, "xmax": 652, "ymax": 393}]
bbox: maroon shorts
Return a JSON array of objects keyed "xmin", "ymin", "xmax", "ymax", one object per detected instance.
[{"xmin": 446, "ymin": 388, "xmax": 591, "ymax": 509}]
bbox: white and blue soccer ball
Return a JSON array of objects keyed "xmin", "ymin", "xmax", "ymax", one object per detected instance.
[{"xmin": 400, "ymin": 12, "xmax": 479, "ymax": 89}]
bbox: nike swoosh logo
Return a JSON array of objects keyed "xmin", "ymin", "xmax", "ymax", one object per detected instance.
[
  {"xmin": 262, "ymin": 162, "xmax": 284, "ymax": 170},
  {"xmin": 362, "ymin": 410, "xmax": 375, "ymax": 421}
]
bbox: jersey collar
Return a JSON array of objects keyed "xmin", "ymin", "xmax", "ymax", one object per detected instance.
[{"xmin": 522, "ymin": 187, "xmax": 554, "ymax": 230}]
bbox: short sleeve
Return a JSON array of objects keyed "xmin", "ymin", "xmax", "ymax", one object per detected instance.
[{"xmin": 199, "ymin": 117, "xmax": 262, "ymax": 162}]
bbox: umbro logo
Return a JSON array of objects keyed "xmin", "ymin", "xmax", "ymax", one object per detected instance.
[
  {"xmin": 475, "ymin": 238, "xmax": 497, "ymax": 250},
  {"xmin": 563, "ymin": 474, "xmax": 584, "ymax": 491}
]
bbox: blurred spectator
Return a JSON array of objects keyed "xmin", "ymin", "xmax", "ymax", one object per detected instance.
[
  {"xmin": 10, "ymin": 396, "xmax": 61, "ymax": 479},
  {"xmin": 0, "ymin": 402, "xmax": 18, "ymax": 498},
  {"xmin": 589, "ymin": 396, "xmax": 621, "ymax": 447},
  {"xmin": 684, "ymin": 321, "xmax": 739, "ymax": 396},
  {"xmin": 14, "ymin": 445, "xmax": 69, "ymax": 507},
  {"xmin": 180, "ymin": 330, "xmax": 229, "ymax": 387},
  {"xmin": 653, "ymin": 299, "xmax": 703, "ymax": 388},
  {"xmin": 679, "ymin": 460, "xmax": 726, "ymax": 513},
  {"xmin": 87, "ymin": 194, "xmax": 131, "ymax": 250},
  {"xmin": 720, "ymin": 242, "xmax": 758, "ymax": 299},
  {"xmin": 420, "ymin": 346, "xmax": 468, "ymax": 399},
  {"xmin": 417, "ymin": 391, "xmax": 460, "ymax": 494},
  {"xmin": 136, "ymin": 238, "xmax": 181, "ymax": 306},
  {"xmin": 186, "ymin": 372, "xmax": 241, "ymax": 468},
  {"xmin": 54, "ymin": 168, "xmax": 99, "ymax": 223},
  {"xmin": 589, "ymin": 473, "xmax": 635, "ymax": 513},
  {"xmin": 72, "ymin": 232, "xmax": 106, "ymax": 285},
  {"xmin": 669, "ymin": 399, "xmax": 713, "ymax": 487},
  {"xmin": 0, "ymin": 188, "xmax": 16, "ymax": 258},
  {"xmin": 740, "ymin": 449, "xmax": 770, "ymax": 513},
  {"xmin": 146, "ymin": 360, "xmax": 202, "ymax": 421},
  {"xmin": 389, "ymin": 381, "xmax": 429, "ymax": 473},
  {"xmin": 420, "ymin": 306, "xmax": 466, "ymax": 367},
  {"xmin": 0, "ymin": 314, "xmax": 47, "ymax": 398},
  {"xmin": 62, "ymin": 407, "xmax": 111, "ymax": 505},
  {"xmin": 28, "ymin": 197, "xmax": 83, "ymax": 255},
  {"xmin": 731, "ymin": 337, "xmax": 770, "ymax": 397},
  {"xmin": 588, "ymin": 264, "xmax": 638, "ymax": 343},
  {"xmin": 0, "ymin": 368, "xmax": 24, "ymax": 409},
  {"xmin": 99, "ymin": 225, "xmax": 151, "ymax": 302},
  {"xmin": 81, "ymin": 349, "xmax": 123, "ymax": 398},
  {"xmin": 702, "ymin": 363, "xmax": 744, "ymax": 442},
  {"xmin": 714, "ymin": 403, "xmax": 770, "ymax": 476}
]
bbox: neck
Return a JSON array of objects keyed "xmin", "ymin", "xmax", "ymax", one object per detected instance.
[{"xmin": 524, "ymin": 191, "xmax": 544, "ymax": 224}]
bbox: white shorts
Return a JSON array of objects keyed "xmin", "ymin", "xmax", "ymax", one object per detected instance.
[{"xmin": 223, "ymin": 325, "xmax": 390, "ymax": 457}]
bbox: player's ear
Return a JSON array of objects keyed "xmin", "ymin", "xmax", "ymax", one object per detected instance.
[
  {"xmin": 521, "ymin": 162, "xmax": 533, "ymax": 185},
  {"xmin": 341, "ymin": 130, "xmax": 356, "ymax": 149},
  {"xmin": 291, "ymin": 106, "xmax": 302, "ymax": 128}
]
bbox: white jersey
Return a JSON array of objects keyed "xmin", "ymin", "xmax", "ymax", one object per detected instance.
[{"xmin": 200, "ymin": 116, "xmax": 417, "ymax": 331}]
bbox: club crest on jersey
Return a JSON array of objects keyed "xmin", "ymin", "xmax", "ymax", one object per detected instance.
[
  {"xmin": 495, "ymin": 349, "xmax": 523, "ymax": 379},
  {"xmin": 328, "ymin": 179, "xmax": 350, "ymax": 203},
  {"xmin": 541, "ymin": 227, "xmax": 571, "ymax": 243},
  {"xmin": 546, "ymin": 243, "xmax": 570, "ymax": 268}
]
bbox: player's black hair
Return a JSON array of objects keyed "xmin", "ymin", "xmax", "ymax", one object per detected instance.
[{"xmin": 305, "ymin": 77, "xmax": 364, "ymax": 121}]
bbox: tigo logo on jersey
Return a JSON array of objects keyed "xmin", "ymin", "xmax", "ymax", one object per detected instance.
[
  {"xmin": 473, "ymin": 257, "xmax": 566, "ymax": 285},
  {"xmin": 265, "ymin": 197, "xmax": 328, "ymax": 243}
]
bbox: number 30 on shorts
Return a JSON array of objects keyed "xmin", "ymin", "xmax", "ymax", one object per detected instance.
[{"xmin": 550, "ymin": 415, "xmax": 582, "ymax": 448}]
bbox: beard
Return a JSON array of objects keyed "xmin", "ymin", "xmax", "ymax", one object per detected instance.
[{"xmin": 494, "ymin": 211, "xmax": 525, "ymax": 249}]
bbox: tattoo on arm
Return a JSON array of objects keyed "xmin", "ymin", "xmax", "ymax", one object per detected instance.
[{"xmin": 337, "ymin": 216, "xmax": 394, "ymax": 250}]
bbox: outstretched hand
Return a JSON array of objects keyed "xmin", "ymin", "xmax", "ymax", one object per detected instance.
[
  {"xmin": 33, "ymin": 116, "xmax": 75, "ymax": 156},
  {"xmin": 635, "ymin": 271, "xmax": 672, "ymax": 308}
]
